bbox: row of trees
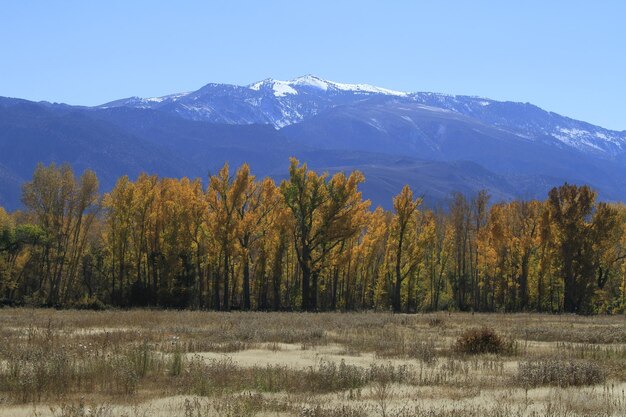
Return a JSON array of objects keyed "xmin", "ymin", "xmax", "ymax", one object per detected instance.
[{"xmin": 1, "ymin": 160, "xmax": 625, "ymax": 313}]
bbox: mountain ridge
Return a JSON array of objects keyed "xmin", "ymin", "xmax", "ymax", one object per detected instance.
[
  {"xmin": 1, "ymin": 75, "xmax": 626, "ymax": 210},
  {"xmin": 98, "ymin": 75, "xmax": 626, "ymax": 156}
]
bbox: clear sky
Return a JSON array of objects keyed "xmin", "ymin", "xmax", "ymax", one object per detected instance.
[{"xmin": 1, "ymin": 1, "xmax": 624, "ymax": 130}]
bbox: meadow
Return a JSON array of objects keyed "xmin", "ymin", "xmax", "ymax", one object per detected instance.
[{"xmin": 0, "ymin": 309, "xmax": 625, "ymax": 417}]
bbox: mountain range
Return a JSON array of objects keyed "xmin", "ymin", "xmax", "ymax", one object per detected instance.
[{"xmin": 1, "ymin": 75, "xmax": 625, "ymax": 210}]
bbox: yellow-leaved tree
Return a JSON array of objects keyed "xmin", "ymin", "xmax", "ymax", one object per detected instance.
[{"xmin": 281, "ymin": 158, "xmax": 369, "ymax": 311}]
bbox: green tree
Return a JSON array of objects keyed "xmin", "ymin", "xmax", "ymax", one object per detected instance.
[{"xmin": 547, "ymin": 184, "xmax": 598, "ymax": 313}]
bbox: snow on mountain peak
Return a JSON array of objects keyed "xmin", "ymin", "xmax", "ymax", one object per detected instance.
[
  {"xmin": 248, "ymin": 79, "xmax": 298, "ymax": 97},
  {"xmin": 290, "ymin": 75, "xmax": 330, "ymax": 90},
  {"xmin": 294, "ymin": 75, "xmax": 409, "ymax": 96},
  {"xmin": 248, "ymin": 78, "xmax": 271, "ymax": 91},
  {"xmin": 247, "ymin": 75, "xmax": 408, "ymax": 97},
  {"xmin": 271, "ymin": 81, "xmax": 298, "ymax": 97},
  {"xmin": 328, "ymin": 80, "xmax": 408, "ymax": 96}
]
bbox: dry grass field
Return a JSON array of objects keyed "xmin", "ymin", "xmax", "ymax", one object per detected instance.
[{"xmin": 0, "ymin": 309, "xmax": 625, "ymax": 417}]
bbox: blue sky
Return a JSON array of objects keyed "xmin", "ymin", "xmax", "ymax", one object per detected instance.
[{"xmin": 1, "ymin": 1, "xmax": 624, "ymax": 130}]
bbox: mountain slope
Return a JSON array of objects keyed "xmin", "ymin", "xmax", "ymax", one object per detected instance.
[
  {"xmin": 0, "ymin": 99, "xmax": 188, "ymax": 208},
  {"xmin": 1, "ymin": 75, "xmax": 625, "ymax": 209},
  {"xmin": 89, "ymin": 106, "xmax": 521, "ymax": 207},
  {"xmin": 0, "ymin": 98, "xmax": 522, "ymax": 210},
  {"xmin": 101, "ymin": 75, "xmax": 626, "ymax": 157},
  {"xmin": 281, "ymin": 97, "xmax": 626, "ymax": 201}
]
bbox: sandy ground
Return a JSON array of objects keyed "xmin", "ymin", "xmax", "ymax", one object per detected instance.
[{"xmin": 187, "ymin": 342, "xmax": 413, "ymax": 369}]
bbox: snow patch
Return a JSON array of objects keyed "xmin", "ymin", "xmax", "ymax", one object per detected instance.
[
  {"xmin": 291, "ymin": 75, "xmax": 329, "ymax": 90},
  {"xmin": 144, "ymin": 92, "xmax": 189, "ymax": 103},
  {"xmin": 272, "ymin": 81, "xmax": 298, "ymax": 97},
  {"xmin": 248, "ymin": 79, "xmax": 270, "ymax": 91},
  {"xmin": 247, "ymin": 79, "xmax": 298, "ymax": 97},
  {"xmin": 558, "ymin": 127, "xmax": 588, "ymax": 137},
  {"xmin": 256, "ymin": 75, "xmax": 411, "ymax": 97},
  {"xmin": 329, "ymin": 80, "xmax": 408, "ymax": 96},
  {"xmin": 415, "ymin": 104, "xmax": 454, "ymax": 113},
  {"xmin": 367, "ymin": 118, "xmax": 387, "ymax": 132}
]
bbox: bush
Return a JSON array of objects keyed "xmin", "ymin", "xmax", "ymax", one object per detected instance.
[
  {"xmin": 517, "ymin": 359, "xmax": 605, "ymax": 387},
  {"xmin": 51, "ymin": 400, "xmax": 113, "ymax": 417},
  {"xmin": 69, "ymin": 295, "xmax": 108, "ymax": 310},
  {"xmin": 307, "ymin": 359, "xmax": 366, "ymax": 391},
  {"xmin": 407, "ymin": 340, "xmax": 437, "ymax": 364},
  {"xmin": 453, "ymin": 327, "xmax": 511, "ymax": 355}
]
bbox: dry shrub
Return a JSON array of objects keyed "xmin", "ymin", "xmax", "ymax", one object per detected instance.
[
  {"xmin": 2, "ymin": 347, "xmax": 73, "ymax": 402},
  {"xmin": 299, "ymin": 404, "xmax": 368, "ymax": 417},
  {"xmin": 181, "ymin": 393, "xmax": 293, "ymax": 417},
  {"xmin": 178, "ymin": 356, "xmax": 410, "ymax": 396},
  {"xmin": 307, "ymin": 359, "xmax": 366, "ymax": 391},
  {"xmin": 186, "ymin": 340, "xmax": 248, "ymax": 353},
  {"xmin": 168, "ymin": 349, "xmax": 184, "ymax": 376},
  {"xmin": 50, "ymin": 400, "xmax": 113, "ymax": 417},
  {"xmin": 454, "ymin": 327, "xmax": 511, "ymax": 355},
  {"xmin": 0, "ymin": 341, "xmax": 146, "ymax": 402},
  {"xmin": 182, "ymin": 355, "xmax": 240, "ymax": 395},
  {"xmin": 407, "ymin": 340, "xmax": 437, "ymax": 364},
  {"xmin": 183, "ymin": 393, "xmax": 267, "ymax": 417},
  {"xmin": 517, "ymin": 359, "xmax": 605, "ymax": 387},
  {"xmin": 367, "ymin": 362, "xmax": 409, "ymax": 385}
]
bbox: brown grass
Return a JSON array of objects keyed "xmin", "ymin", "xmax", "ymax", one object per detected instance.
[{"xmin": 0, "ymin": 309, "xmax": 624, "ymax": 416}]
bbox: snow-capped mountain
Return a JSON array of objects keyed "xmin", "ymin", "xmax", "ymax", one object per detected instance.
[
  {"xmin": 100, "ymin": 75, "xmax": 626, "ymax": 156},
  {"xmin": 2, "ymin": 75, "xmax": 626, "ymax": 210},
  {"xmin": 101, "ymin": 75, "xmax": 409, "ymax": 128}
]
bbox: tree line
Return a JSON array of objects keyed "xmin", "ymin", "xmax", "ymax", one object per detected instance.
[{"xmin": 1, "ymin": 160, "xmax": 625, "ymax": 314}]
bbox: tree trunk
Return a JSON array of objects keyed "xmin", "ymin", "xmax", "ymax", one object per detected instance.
[
  {"xmin": 311, "ymin": 270, "xmax": 319, "ymax": 311},
  {"xmin": 331, "ymin": 267, "xmax": 339, "ymax": 310},
  {"xmin": 519, "ymin": 252, "xmax": 530, "ymax": 310},
  {"xmin": 212, "ymin": 265, "xmax": 220, "ymax": 310},
  {"xmin": 222, "ymin": 251, "xmax": 230, "ymax": 311},
  {"xmin": 242, "ymin": 254, "xmax": 251, "ymax": 310},
  {"xmin": 393, "ymin": 231, "xmax": 404, "ymax": 312}
]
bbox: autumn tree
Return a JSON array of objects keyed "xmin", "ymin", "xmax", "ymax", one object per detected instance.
[
  {"xmin": 236, "ymin": 177, "xmax": 279, "ymax": 310},
  {"xmin": 281, "ymin": 159, "xmax": 369, "ymax": 311},
  {"xmin": 22, "ymin": 163, "xmax": 99, "ymax": 304},
  {"xmin": 389, "ymin": 185, "xmax": 422, "ymax": 312},
  {"xmin": 102, "ymin": 175, "xmax": 135, "ymax": 304},
  {"xmin": 588, "ymin": 202, "xmax": 622, "ymax": 311},
  {"xmin": 449, "ymin": 192, "xmax": 471, "ymax": 310},
  {"xmin": 511, "ymin": 200, "xmax": 542, "ymax": 309},
  {"xmin": 5, "ymin": 161, "xmax": 626, "ymax": 314},
  {"xmin": 547, "ymin": 184, "xmax": 606, "ymax": 313},
  {"xmin": 470, "ymin": 191, "xmax": 490, "ymax": 310},
  {"xmin": 207, "ymin": 163, "xmax": 250, "ymax": 310},
  {"xmin": 0, "ymin": 209, "xmax": 44, "ymax": 299}
]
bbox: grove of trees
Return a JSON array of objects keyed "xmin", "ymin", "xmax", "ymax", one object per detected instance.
[{"xmin": 1, "ymin": 160, "xmax": 626, "ymax": 314}]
